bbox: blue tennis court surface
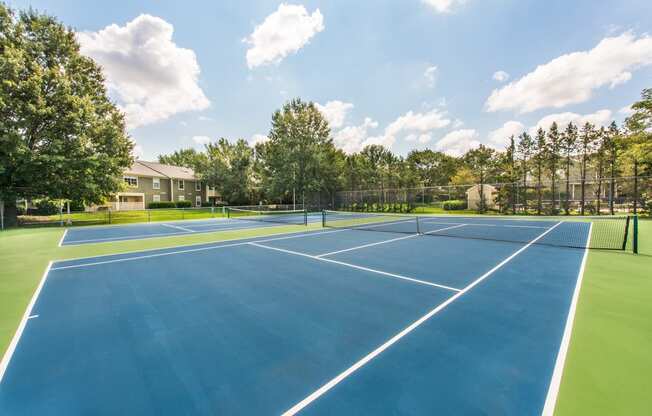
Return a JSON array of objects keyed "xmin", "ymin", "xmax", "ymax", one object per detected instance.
[
  {"xmin": 0, "ymin": 221, "xmax": 588, "ymax": 415},
  {"xmin": 60, "ymin": 213, "xmax": 324, "ymax": 245}
]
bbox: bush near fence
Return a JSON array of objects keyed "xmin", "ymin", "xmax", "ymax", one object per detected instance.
[{"xmin": 442, "ymin": 200, "xmax": 467, "ymax": 210}]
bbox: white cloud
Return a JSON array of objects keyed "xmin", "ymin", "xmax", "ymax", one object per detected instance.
[
  {"xmin": 384, "ymin": 109, "xmax": 451, "ymax": 138},
  {"xmin": 486, "ymin": 33, "xmax": 652, "ymax": 113},
  {"xmin": 405, "ymin": 133, "xmax": 433, "ymax": 144},
  {"xmin": 332, "ymin": 118, "xmax": 379, "ymax": 154},
  {"xmin": 244, "ymin": 4, "xmax": 324, "ymax": 69},
  {"xmin": 422, "ymin": 0, "xmax": 467, "ymax": 13},
  {"xmin": 198, "ymin": 115, "xmax": 214, "ymax": 121},
  {"xmin": 492, "ymin": 70, "xmax": 510, "ymax": 82},
  {"xmin": 192, "ymin": 135, "xmax": 211, "ymax": 146},
  {"xmin": 424, "ymin": 65, "xmax": 438, "ymax": 88},
  {"xmin": 330, "ymin": 108, "xmax": 450, "ymax": 153},
  {"xmin": 133, "ymin": 144, "xmax": 144, "ymax": 159},
  {"xmin": 618, "ymin": 105, "xmax": 634, "ymax": 116},
  {"xmin": 77, "ymin": 14, "xmax": 210, "ymax": 129},
  {"xmin": 316, "ymin": 100, "xmax": 354, "ymax": 128},
  {"xmin": 249, "ymin": 134, "xmax": 269, "ymax": 146},
  {"xmin": 530, "ymin": 109, "xmax": 613, "ymax": 134},
  {"xmin": 434, "ymin": 129, "xmax": 480, "ymax": 157},
  {"xmin": 487, "ymin": 121, "xmax": 525, "ymax": 149}
]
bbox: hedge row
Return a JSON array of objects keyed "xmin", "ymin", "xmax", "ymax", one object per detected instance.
[
  {"xmin": 147, "ymin": 201, "xmax": 192, "ymax": 209},
  {"xmin": 442, "ymin": 200, "xmax": 467, "ymax": 210}
]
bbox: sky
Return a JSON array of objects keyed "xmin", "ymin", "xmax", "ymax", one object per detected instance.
[{"xmin": 8, "ymin": 0, "xmax": 652, "ymax": 160}]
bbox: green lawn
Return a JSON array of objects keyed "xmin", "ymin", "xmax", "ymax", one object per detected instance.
[
  {"xmin": 0, "ymin": 219, "xmax": 649, "ymax": 414},
  {"xmin": 554, "ymin": 218, "xmax": 652, "ymax": 415}
]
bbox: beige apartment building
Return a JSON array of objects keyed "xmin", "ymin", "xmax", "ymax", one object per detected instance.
[{"xmin": 111, "ymin": 161, "xmax": 219, "ymax": 210}]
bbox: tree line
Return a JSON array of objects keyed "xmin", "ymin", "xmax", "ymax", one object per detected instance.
[{"xmin": 160, "ymin": 91, "xmax": 652, "ymax": 214}]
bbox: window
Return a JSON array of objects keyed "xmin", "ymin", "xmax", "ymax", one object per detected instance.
[
  {"xmin": 124, "ymin": 176, "xmax": 138, "ymax": 188},
  {"xmin": 153, "ymin": 178, "xmax": 160, "ymax": 189},
  {"xmin": 208, "ymin": 185, "xmax": 215, "ymax": 191},
  {"xmin": 152, "ymin": 194, "xmax": 160, "ymax": 203},
  {"xmin": 178, "ymin": 195, "xmax": 184, "ymax": 201},
  {"xmin": 178, "ymin": 180, "xmax": 184, "ymax": 190},
  {"xmin": 196, "ymin": 195, "xmax": 201, "ymax": 206},
  {"xmin": 195, "ymin": 181, "xmax": 201, "ymax": 191}
]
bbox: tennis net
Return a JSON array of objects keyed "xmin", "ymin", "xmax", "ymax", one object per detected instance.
[
  {"xmin": 227, "ymin": 207, "xmax": 308, "ymax": 225},
  {"xmin": 322, "ymin": 210, "xmax": 634, "ymax": 250}
]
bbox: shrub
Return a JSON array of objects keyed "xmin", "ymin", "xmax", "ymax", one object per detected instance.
[
  {"xmin": 175, "ymin": 200, "xmax": 192, "ymax": 208},
  {"xmin": 31, "ymin": 199, "xmax": 60, "ymax": 215},
  {"xmin": 148, "ymin": 201, "xmax": 176, "ymax": 209},
  {"xmin": 442, "ymin": 200, "xmax": 467, "ymax": 211}
]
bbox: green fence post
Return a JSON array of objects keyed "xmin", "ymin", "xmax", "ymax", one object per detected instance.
[
  {"xmin": 321, "ymin": 210, "xmax": 325, "ymax": 227},
  {"xmin": 108, "ymin": 209, "xmax": 112, "ymax": 224},
  {"xmin": 633, "ymin": 215, "xmax": 638, "ymax": 254},
  {"xmin": 148, "ymin": 210, "xmax": 151, "ymax": 222}
]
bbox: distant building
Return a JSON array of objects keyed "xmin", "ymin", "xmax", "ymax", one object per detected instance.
[
  {"xmin": 466, "ymin": 184, "xmax": 497, "ymax": 210},
  {"xmin": 107, "ymin": 161, "xmax": 220, "ymax": 210}
]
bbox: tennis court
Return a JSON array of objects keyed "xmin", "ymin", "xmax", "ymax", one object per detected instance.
[
  {"xmin": 0, "ymin": 214, "xmax": 631, "ymax": 414},
  {"xmin": 60, "ymin": 210, "xmax": 322, "ymax": 246}
]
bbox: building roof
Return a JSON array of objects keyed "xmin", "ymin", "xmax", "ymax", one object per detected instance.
[{"xmin": 125, "ymin": 161, "xmax": 198, "ymax": 180}]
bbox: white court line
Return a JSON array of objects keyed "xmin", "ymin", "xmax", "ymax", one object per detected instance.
[
  {"xmin": 419, "ymin": 218, "xmax": 548, "ymax": 229},
  {"xmin": 161, "ymin": 223, "xmax": 196, "ymax": 233},
  {"xmin": 51, "ymin": 229, "xmax": 348, "ymax": 271},
  {"xmin": 28, "ymin": 314, "xmax": 39, "ymax": 319},
  {"xmin": 249, "ymin": 242, "xmax": 461, "ymax": 292},
  {"xmin": 0, "ymin": 262, "xmax": 52, "ymax": 383},
  {"xmin": 316, "ymin": 224, "xmax": 467, "ymax": 258},
  {"xmin": 62, "ymin": 222, "xmax": 278, "ymax": 244},
  {"xmin": 316, "ymin": 234, "xmax": 418, "ymax": 258},
  {"xmin": 58, "ymin": 229, "xmax": 68, "ymax": 247},
  {"xmin": 281, "ymin": 221, "xmax": 562, "ymax": 415},
  {"xmin": 541, "ymin": 223, "xmax": 592, "ymax": 416}
]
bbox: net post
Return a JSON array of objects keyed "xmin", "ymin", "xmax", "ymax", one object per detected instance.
[
  {"xmin": 416, "ymin": 216, "xmax": 421, "ymax": 235},
  {"xmin": 304, "ymin": 209, "xmax": 308, "ymax": 226},
  {"xmin": 226, "ymin": 207, "xmax": 230, "ymax": 219},
  {"xmin": 622, "ymin": 216, "xmax": 630, "ymax": 251},
  {"xmin": 633, "ymin": 215, "xmax": 638, "ymax": 254},
  {"xmin": 322, "ymin": 210, "xmax": 326, "ymax": 228}
]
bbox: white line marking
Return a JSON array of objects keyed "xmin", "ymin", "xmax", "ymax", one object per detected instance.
[
  {"xmin": 58, "ymin": 229, "xmax": 68, "ymax": 247},
  {"xmin": 422, "ymin": 223, "xmax": 467, "ymax": 235},
  {"xmin": 51, "ymin": 229, "xmax": 348, "ymax": 270},
  {"xmin": 27, "ymin": 314, "xmax": 39, "ymax": 319},
  {"xmin": 0, "ymin": 262, "xmax": 52, "ymax": 383},
  {"xmin": 419, "ymin": 218, "xmax": 548, "ymax": 229},
  {"xmin": 316, "ymin": 224, "xmax": 467, "ymax": 258},
  {"xmin": 541, "ymin": 222, "xmax": 592, "ymax": 416},
  {"xmin": 63, "ymin": 223, "xmax": 279, "ymax": 244},
  {"xmin": 281, "ymin": 222, "xmax": 562, "ymax": 415},
  {"xmin": 249, "ymin": 242, "xmax": 461, "ymax": 292},
  {"xmin": 161, "ymin": 223, "xmax": 196, "ymax": 233},
  {"xmin": 316, "ymin": 234, "xmax": 418, "ymax": 257}
]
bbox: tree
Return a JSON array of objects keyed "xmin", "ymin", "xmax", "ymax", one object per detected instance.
[
  {"xmin": 158, "ymin": 148, "xmax": 208, "ymax": 172},
  {"xmin": 623, "ymin": 88, "xmax": 652, "ymax": 213},
  {"xmin": 0, "ymin": 5, "xmax": 133, "ymax": 226},
  {"xmin": 406, "ymin": 150, "xmax": 458, "ymax": 187},
  {"xmin": 592, "ymin": 127, "xmax": 607, "ymax": 215},
  {"xmin": 561, "ymin": 122, "xmax": 578, "ymax": 215},
  {"xmin": 605, "ymin": 122, "xmax": 620, "ymax": 214},
  {"xmin": 517, "ymin": 132, "xmax": 534, "ymax": 212},
  {"xmin": 545, "ymin": 122, "xmax": 562, "ymax": 214},
  {"xmin": 202, "ymin": 139, "xmax": 253, "ymax": 205},
  {"xmin": 534, "ymin": 128, "xmax": 547, "ymax": 215},
  {"xmin": 257, "ymin": 98, "xmax": 333, "ymax": 207},
  {"xmin": 579, "ymin": 123, "xmax": 596, "ymax": 215},
  {"xmin": 464, "ymin": 145, "xmax": 495, "ymax": 212}
]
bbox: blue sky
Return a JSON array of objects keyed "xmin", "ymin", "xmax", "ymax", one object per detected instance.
[{"xmin": 9, "ymin": 0, "xmax": 652, "ymax": 159}]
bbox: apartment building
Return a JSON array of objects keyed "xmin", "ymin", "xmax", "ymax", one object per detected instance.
[{"xmin": 112, "ymin": 161, "xmax": 219, "ymax": 210}]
